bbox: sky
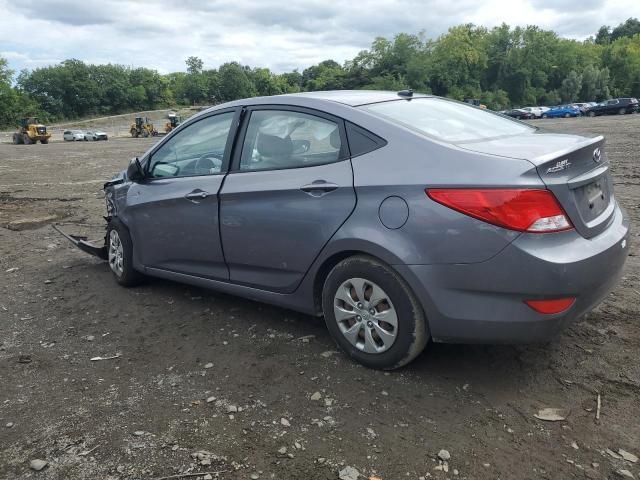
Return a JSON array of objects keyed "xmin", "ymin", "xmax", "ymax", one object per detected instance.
[{"xmin": 1, "ymin": 0, "xmax": 639, "ymax": 75}]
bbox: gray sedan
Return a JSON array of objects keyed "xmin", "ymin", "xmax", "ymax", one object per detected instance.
[{"xmin": 58, "ymin": 90, "xmax": 630, "ymax": 369}]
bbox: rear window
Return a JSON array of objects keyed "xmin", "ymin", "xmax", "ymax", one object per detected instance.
[{"xmin": 361, "ymin": 98, "xmax": 534, "ymax": 143}]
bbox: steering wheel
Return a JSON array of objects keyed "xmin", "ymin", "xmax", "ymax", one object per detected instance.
[
  {"xmin": 194, "ymin": 153, "xmax": 223, "ymax": 174},
  {"xmin": 151, "ymin": 161, "xmax": 180, "ymax": 177}
]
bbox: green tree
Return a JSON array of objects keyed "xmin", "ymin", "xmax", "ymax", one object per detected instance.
[
  {"xmin": 559, "ymin": 70, "xmax": 582, "ymax": 102},
  {"xmin": 217, "ymin": 62, "xmax": 256, "ymax": 101},
  {"xmin": 610, "ymin": 18, "xmax": 640, "ymax": 42}
]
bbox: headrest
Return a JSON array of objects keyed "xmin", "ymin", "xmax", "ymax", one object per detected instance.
[
  {"xmin": 257, "ymin": 133, "xmax": 293, "ymax": 158},
  {"xmin": 329, "ymin": 128, "xmax": 341, "ymax": 149}
]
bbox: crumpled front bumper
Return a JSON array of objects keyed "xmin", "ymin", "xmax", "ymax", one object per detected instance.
[{"xmin": 52, "ymin": 224, "xmax": 108, "ymax": 260}]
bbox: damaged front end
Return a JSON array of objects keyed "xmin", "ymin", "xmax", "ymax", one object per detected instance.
[
  {"xmin": 52, "ymin": 224, "xmax": 108, "ymax": 260},
  {"xmin": 53, "ymin": 169, "xmax": 127, "ymax": 260}
]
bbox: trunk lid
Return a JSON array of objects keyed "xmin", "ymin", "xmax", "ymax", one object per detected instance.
[{"xmin": 458, "ymin": 132, "xmax": 614, "ymax": 238}]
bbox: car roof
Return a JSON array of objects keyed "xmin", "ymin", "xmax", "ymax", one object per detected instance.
[
  {"xmin": 212, "ymin": 90, "xmax": 432, "ymax": 112},
  {"xmin": 282, "ymin": 90, "xmax": 431, "ymax": 106}
]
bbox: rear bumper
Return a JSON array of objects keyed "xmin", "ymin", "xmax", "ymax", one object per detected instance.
[{"xmin": 397, "ymin": 203, "xmax": 630, "ymax": 343}]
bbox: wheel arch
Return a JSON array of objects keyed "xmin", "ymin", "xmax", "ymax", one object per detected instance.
[{"xmin": 310, "ymin": 240, "xmax": 422, "ymax": 317}]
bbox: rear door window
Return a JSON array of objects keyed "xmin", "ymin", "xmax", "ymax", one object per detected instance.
[{"xmin": 239, "ymin": 110, "xmax": 343, "ymax": 171}]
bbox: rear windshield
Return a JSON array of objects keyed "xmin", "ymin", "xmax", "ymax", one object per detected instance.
[{"xmin": 361, "ymin": 97, "xmax": 534, "ymax": 143}]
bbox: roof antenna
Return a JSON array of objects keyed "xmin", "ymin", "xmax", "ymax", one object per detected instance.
[{"xmin": 397, "ymin": 89, "xmax": 413, "ymax": 99}]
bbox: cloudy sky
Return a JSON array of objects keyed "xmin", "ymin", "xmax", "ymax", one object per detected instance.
[{"xmin": 1, "ymin": 0, "xmax": 638, "ymax": 75}]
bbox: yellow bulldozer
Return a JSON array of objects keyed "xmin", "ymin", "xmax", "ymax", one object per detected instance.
[
  {"xmin": 13, "ymin": 117, "xmax": 51, "ymax": 144},
  {"xmin": 164, "ymin": 113, "xmax": 182, "ymax": 134},
  {"xmin": 130, "ymin": 116, "xmax": 158, "ymax": 138}
]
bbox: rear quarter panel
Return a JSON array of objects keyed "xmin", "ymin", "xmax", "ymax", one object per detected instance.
[{"xmin": 336, "ymin": 122, "xmax": 544, "ymax": 265}]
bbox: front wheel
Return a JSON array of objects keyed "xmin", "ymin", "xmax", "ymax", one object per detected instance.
[
  {"xmin": 322, "ymin": 255, "xmax": 428, "ymax": 370},
  {"xmin": 106, "ymin": 219, "xmax": 143, "ymax": 287}
]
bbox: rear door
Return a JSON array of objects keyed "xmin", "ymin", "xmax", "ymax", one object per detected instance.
[{"xmin": 219, "ymin": 106, "xmax": 356, "ymax": 293}]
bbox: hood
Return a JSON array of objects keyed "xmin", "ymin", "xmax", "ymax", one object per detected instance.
[{"xmin": 104, "ymin": 170, "xmax": 126, "ymax": 189}]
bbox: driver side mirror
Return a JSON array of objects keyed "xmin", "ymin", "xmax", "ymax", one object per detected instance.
[{"xmin": 126, "ymin": 157, "xmax": 145, "ymax": 182}]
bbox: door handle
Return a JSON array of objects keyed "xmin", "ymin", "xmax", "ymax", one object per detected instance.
[
  {"xmin": 185, "ymin": 190, "xmax": 210, "ymax": 202},
  {"xmin": 300, "ymin": 181, "xmax": 339, "ymax": 195}
]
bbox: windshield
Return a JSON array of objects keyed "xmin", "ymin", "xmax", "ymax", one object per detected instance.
[{"xmin": 361, "ymin": 97, "xmax": 533, "ymax": 143}]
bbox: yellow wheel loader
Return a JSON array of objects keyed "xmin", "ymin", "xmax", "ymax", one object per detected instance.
[
  {"xmin": 13, "ymin": 117, "xmax": 51, "ymax": 144},
  {"xmin": 164, "ymin": 113, "xmax": 181, "ymax": 133},
  {"xmin": 130, "ymin": 117, "xmax": 157, "ymax": 138}
]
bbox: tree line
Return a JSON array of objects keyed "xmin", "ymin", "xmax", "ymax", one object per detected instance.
[{"xmin": 1, "ymin": 18, "xmax": 639, "ymax": 128}]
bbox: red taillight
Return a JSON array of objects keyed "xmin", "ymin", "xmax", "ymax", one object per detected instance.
[
  {"xmin": 426, "ymin": 189, "xmax": 573, "ymax": 233},
  {"xmin": 525, "ymin": 298, "xmax": 575, "ymax": 314}
]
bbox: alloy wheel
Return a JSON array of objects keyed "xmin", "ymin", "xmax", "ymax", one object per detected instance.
[
  {"xmin": 108, "ymin": 229, "xmax": 124, "ymax": 277},
  {"xmin": 333, "ymin": 277, "xmax": 398, "ymax": 354}
]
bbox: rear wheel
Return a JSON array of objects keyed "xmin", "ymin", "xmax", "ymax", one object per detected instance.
[
  {"xmin": 106, "ymin": 219, "xmax": 143, "ymax": 287},
  {"xmin": 322, "ymin": 255, "xmax": 428, "ymax": 370}
]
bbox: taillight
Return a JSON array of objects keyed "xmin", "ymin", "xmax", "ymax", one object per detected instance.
[
  {"xmin": 525, "ymin": 298, "xmax": 575, "ymax": 314},
  {"xmin": 426, "ymin": 189, "xmax": 573, "ymax": 233}
]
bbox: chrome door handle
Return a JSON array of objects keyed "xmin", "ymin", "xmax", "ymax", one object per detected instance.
[
  {"xmin": 185, "ymin": 190, "xmax": 210, "ymax": 202},
  {"xmin": 300, "ymin": 181, "xmax": 339, "ymax": 195}
]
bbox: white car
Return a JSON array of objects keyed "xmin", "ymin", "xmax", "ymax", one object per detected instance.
[
  {"xmin": 63, "ymin": 130, "xmax": 86, "ymax": 141},
  {"xmin": 84, "ymin": 130, "xmax": 108, "ymax": 141},
  {"xmin": 521, "ymin": 107, "xmax": 547, "ymax": 118}
]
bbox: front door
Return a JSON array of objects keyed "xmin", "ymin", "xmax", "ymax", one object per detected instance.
[
  {"xmin": 126, "ymin": 109, "xmax": 237, "ymax": 280},
  {"xmin": 220, "ymin": 107, "xmax": 356, "ymax": 293}
]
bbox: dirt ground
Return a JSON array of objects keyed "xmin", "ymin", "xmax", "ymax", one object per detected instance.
[{"xmin": 0, "ymin": 115, "xmax": 638, "ymax": 480}]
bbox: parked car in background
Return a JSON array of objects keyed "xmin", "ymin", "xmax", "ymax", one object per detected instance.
[
  {"xmin": 586, "ymin": 98, "xmax": 639, "ymax": 116},
  {"xmin": 542, "ymin": 105, "xmax": 582, "ymax": 118},
  {"xmin": 572, "ymin": 103, "xmax": 591, "ymax": 114},
  {"xmin": 520, "ymin": 106, "xmax": 545, "ymax": 118},
  {"xmin": 63, "ymin": 130, "xmax": 86, "ymax": 141},
  {"xmin": 85, "ymin": 130, "xmax": 109, "ymax": 141},
  {"xmin": 56, "ymin": 90, "xmax": 629, "ymax": 370},
  {"xmin": 503, "ymin": 108, "xmax": 535, "ymax": 120}
]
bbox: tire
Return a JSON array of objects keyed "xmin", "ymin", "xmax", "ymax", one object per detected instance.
[
  {"xmin": 12, "ymin": 133, "xmax": 20, "ymax": 144},
  {"xmin": 619, "ymin": 108, "xmax": 626, "ymax": 115},
  {"xmin": 564, "ymin": 113, "xmax": 570, "ymax": 118},
  {"xmin": 23, "ymin": 133, "xmax": 33, "ymax": 144},
  {"xmin": 41, "ymin": 139, "xmax": 48, "ymax": 144},
  {"xmin": 106, "ymin": 219, "xmax": 143, "ymax": 287},
  {"xmin": 322, "ymin": 255, "xmax": 428, "ymax": 370},
  {"xmin": 542, "ymin": 114, "xmax": 548, "ymax": 119}
]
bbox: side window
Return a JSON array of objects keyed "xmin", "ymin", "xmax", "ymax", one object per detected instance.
[
  {"xmin": 239, "ymin": 110, "xmax": 342, "ymax": 171},
  {"xmin": 148, "ymin": 112, "xmax": 234, "ymax": 178},
  {"xmin": 345, "ymin": 122, "xmax": 387, "ymax": 157}
]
